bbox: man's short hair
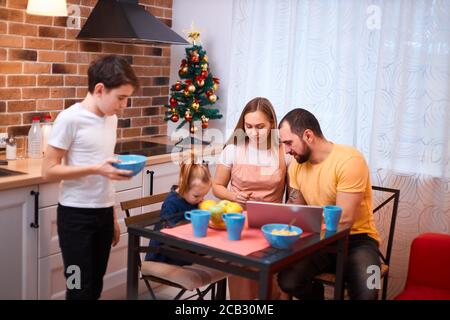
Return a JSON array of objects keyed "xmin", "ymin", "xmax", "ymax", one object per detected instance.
[
  {"xmin": 88, "ymin": 55, "xmax": 139, "ymax": 93},
  {"xmin": 279, "ymin": 108, "xmax": 324, "ymax": 138}
]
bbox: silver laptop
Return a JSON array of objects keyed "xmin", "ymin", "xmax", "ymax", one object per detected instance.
[{"xmin": 246, "ymin": 201, "xmax": 323, "ymax": 233}]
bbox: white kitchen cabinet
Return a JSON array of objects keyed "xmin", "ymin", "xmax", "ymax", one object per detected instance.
[
  {"xmin": 38, "ymin": 233, "xmax": 148, "ymax": 300},
  {"xmin": 0, "ymin": 185, "xmax": 39, "ymax": 299},
  {"xmin": 141, "ymin": 163, "xmax": 180, "ymax": 213},
  {"xmin": 113, "ymin": 186, "xmax": 142, "ymax": 233}
]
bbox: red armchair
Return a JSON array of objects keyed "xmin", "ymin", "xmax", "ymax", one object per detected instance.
[{"xmin": 395, "ymin": 233, "xmax": 450, "ymax": 300}]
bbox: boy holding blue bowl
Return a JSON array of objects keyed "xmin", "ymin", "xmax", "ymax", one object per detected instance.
[{"xmin": 42, "ymin": 55, "xmax": 139, "ymax": 300}]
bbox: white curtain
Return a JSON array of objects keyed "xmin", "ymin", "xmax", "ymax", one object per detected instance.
[{"xmin": 227, "ymin": 0, "xmax": 450, "ymax": 298}]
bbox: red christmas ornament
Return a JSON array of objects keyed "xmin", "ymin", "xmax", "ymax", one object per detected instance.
[
  {"xmin": 200, "ymin": 70, "xmax": 208, "ymax": 78},
  {"xmin": 174, "ymin": 82, "xmax": 182, "ymax": 91},
  {"xmin": 169, "ymin": 97, "xmax": 178, "ymax": 107},
  {"xmin": 170, "ymin": 113, "xmax": 179, "ymax": 122},
  {"xmin": 195, "ymin": 76, "xmax": 204, "ymax": 87},
  {"xmin": 206, "ymin": 89, "xmax": 213, "ymax": 97},
  {"xmin": 190, "ymin": 50, "xmax": 199, "ymax": 63}
]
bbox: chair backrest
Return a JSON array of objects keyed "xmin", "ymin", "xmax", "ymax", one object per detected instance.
[
  {"xmin": 371, "ymin": 186, "xmax": 400, "ymax": 266},
  {"xmin": 120, "ymin": 192, "xmax": 170, "ymax": 270},
  {"xmin": 121, "ymin": 192, "xmax": 169, "ymax": 227},
  {"xmin": 407, "ymin": 233, "xmax": 450, "ymax": 290}
]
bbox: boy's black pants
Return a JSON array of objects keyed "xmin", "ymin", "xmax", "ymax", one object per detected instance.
[{"xmin": 57, "ymin": 204, "xmax": 114, "ymax": 300}]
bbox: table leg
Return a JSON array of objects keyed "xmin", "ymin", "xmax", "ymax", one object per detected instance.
[
  {"xmin": 215, "ymin": 278, "xmax": 227, "ymax": 300},
  {"xmin": 127, "ymin": 232, "xmax": 139, "ymax": 300},
  {"xmin": 258, "ymin": 270, "xmax": 272, "ymax": 300},
  {"xmin": 334, "ymin": 234, "xmax": 348, "ymax": 300}
]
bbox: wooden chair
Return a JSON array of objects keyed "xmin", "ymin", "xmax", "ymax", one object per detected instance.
[
  {"xmin": 313, "ymin": 186, "xmax": 400, "ymax": 300},
  {"xmin": 121, "ymin": 193, "xmax": 228, "ymax": 300}
]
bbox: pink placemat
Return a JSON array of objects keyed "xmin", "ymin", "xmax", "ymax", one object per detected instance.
[{"xmin": 160, "ymin": 223, "xmax": 270, "ymax": 256}]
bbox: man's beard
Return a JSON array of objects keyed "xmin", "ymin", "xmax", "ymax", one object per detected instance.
[{"xmin": 294, "ymin": 146, "xmax": 312, "ymax": 164}]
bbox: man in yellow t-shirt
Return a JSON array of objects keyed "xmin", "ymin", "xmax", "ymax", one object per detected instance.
[{"xmin": 277, "ymin": 108, "xmax": 381, "ymax": 300}]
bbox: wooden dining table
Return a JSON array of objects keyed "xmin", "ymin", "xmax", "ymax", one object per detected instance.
[{"xmin": 126, "ymin": 219, "xmax": 350, "ymax": 300}]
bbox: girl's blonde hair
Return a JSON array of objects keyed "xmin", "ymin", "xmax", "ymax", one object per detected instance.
[
  {"xmin": 178, "ymin": 163, "xmax": 211, "ymax": 195},
  {"xmin": 225, "ymin": 97, "xmax": 278, "ymax": 149}
]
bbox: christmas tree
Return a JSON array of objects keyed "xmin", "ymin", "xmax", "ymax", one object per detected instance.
[{"xmin": 164, "ymin": 24, "xmax": 222, "ymax": 142}]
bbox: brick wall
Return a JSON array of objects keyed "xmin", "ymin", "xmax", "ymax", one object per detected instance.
[{"xmin": 0, "ymin": 0, "xmax": 172, "ymax": 151}]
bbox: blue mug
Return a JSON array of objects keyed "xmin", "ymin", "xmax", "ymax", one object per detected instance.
[
  {"xmin": 222, "ymin": 213, "xmax": 245, "ymax": 241},
  {"xmin": 323, "ymin": 205, "xmax": 342, "ymax": 231},
  {"xmin": 184, "ymin": 210, "xmax": 211, "ymax": 237}
]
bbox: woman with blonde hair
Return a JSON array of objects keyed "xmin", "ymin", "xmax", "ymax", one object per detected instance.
[{"xmin": 213, "ymin": 97, "xmax": 290, "ymax": 299}]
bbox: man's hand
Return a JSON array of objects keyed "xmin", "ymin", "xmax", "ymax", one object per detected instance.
[
  {"xmin": 97, "ymin": 158, "xmax": 133, "ymax": 180},
  {"xmin": 112, "ymin": 219, "xmax": 121, "ymax": 247}
]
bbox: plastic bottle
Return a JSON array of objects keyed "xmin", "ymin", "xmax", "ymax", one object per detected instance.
[
  {"xmin": 41, "ymin": 114, "xmax": 53, "ymax": 157},
  {"xmin": 28, "ymin": 116, "xmax": 42, "ymax": 158}
]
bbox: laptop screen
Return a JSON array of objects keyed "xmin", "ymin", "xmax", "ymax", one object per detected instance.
[{"xmin": 246, "ymin": 201, "xmax": 323, "ymax": 233}]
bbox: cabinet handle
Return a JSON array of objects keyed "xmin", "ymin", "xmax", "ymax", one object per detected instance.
[
  {"xmin": 147, "ymin": 170, "xmax": 154, "ymax": 195},
  {"xmin": 30, "ymin": 190, "xmax": 40, "ymax": 229}
]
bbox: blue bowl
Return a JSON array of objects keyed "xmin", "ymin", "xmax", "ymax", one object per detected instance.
[
  {"xmin": 261, "ymin": 223, "xmax": 303, "ymax": 249},
  {"xmin": 112, "ymin": 154, "xmax": 147, "ymax": 177}
]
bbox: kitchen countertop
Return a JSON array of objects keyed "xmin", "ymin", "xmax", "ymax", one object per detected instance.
[{"xmin": 0, "ymin": 136, "xmax": 223, "ymax": 192}]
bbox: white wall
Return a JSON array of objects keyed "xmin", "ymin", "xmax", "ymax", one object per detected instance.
[{"xmin": 169, "ymin": 0, "xmax": 233, "ymax": 139}]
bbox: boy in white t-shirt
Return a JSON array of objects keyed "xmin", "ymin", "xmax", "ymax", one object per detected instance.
[{"xmin": 42, "ymin": 55, "xmax": 139, "ymax": 300}]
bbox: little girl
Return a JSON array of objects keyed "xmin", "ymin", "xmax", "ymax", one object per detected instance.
[{"xmin": 145, "ymin": 163, "xmax": 212, "ymax": 265}]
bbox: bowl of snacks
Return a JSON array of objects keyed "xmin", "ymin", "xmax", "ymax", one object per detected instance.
[
  {"xmin": 261, "ymin": 223, "xmax": 303, "ymax": 249},
  {"xmin": 112, "ymin": 154, "xmax": 147, "ymax": 176}
]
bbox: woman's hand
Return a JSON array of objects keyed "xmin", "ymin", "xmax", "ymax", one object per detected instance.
[
  {"xmin": 96, "ymin": 158, "xmax": 133, "ymax": 180},
  {"xmin": 234, "ymin": 191, "xmax": 253, "ymax": 205}
]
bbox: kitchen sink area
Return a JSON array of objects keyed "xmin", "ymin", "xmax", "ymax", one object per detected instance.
[{"xmin": 0, "ymin": 167, "xmax": 26, "ymax": 177}]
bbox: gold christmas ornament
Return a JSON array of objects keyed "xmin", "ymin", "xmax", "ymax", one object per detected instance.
[
  {"xmin": 213, "ymin": 83, "xmax": 219, "ymax": 91},
  {"xmin": 208, "ymin": 94, "xmax": 217, "ymax": 103},
  {"xmin": 203, "ymin": 55, "xmax": 208, "ymax": 62},
  {"xmin": 188, "ymin": 84, "xmax": 196, "ymax": 92},
  {"xmin": 192, "ymin": 101, "xmax": 200, "ymax": 110},
  {"xmin": 201, "ymin": 63, "xmax": 208, "ymax": 71}
]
